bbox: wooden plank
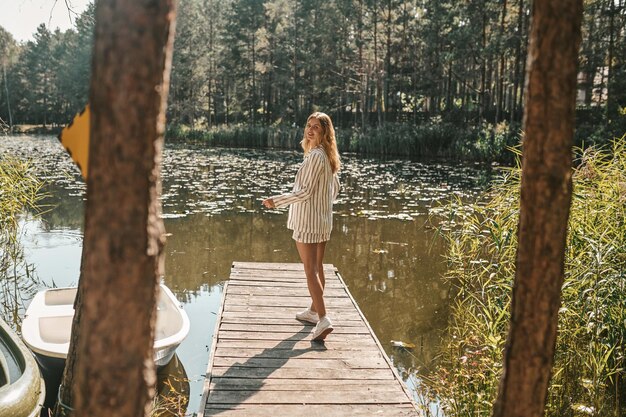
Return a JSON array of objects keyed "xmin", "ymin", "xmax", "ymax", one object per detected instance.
[
  {"xmin": 226, "ymin": 286, "xmax": 347, "ymax": 297},
  {"xmin": 209, "ymin": 377, "xmax": 398, "ymax": 390},
  {"xmin": 206, "ymin": 389, "xmax": 411, "ymax": 404},
  {"xmin": 213, "ymin": 347, "xmax": 384, "ymax": 360},
  {"xmin": 200, "ymin": 262, "xmax": 421, "ymax": 417},
  {"xmin": 221, "ymin": 310, "xmax": 363, "ymax": 321},
  {"xmin": 216, "ymin": 331, "xmax": 375, "ymax": 342},
  {"xmin": 226, "ymin": 289, "xmax": 348, "ymax": 298},
  {"xmin": 209, "ymin": 366, "xmax": 396, "ymax": 380},
  {"xmin": 204, "ymin": 404, "xmax": 418, "ymax": 417},
  {"xmin": 230, "ymin": 269, "xmax": 338, "ymax": 277},
  {"xmin": 232, "ymin": 261, "xmax": 336, "ymax": 271},
  {"xmin": 223, "ymin": 296, "xmax": 356, "ymax": 307},
  {"xmin": 218, "ymin": 323, "xmax": 370, "ymax": 334},
  {"xmin": 219, "ymin": 316, "xmax": 364, "ymax": 326},
  {"xmin": 227, "ymin": 280, "xmax": 344, "ymax": 288},
  {"xmin": 214, "ymin": 339, "xmax": 382, "ymax": 351},
  {"xmin": 224, "ymin": 301, "xmax": 354, "ymax": 317},
  {"xmin": 228, "ymin": 275, "xmax": 332, "ymax": 283},
  {"xmin": 212, "ymin": 356, "xmax": 389, "ymax": 370}
]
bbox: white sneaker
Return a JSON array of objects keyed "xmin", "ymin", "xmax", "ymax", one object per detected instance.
[
  {"xmin": 311, "ymin": 316, "xmax": 334, "ymax": 341},
  {"xmin": 295, "ymin": 308, "xmax": 319, "ymax": 324}
]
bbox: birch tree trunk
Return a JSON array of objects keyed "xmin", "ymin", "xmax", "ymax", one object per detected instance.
[{"xmin": 492, "ymin": 0, "xmax": 583, "ymax": 416}]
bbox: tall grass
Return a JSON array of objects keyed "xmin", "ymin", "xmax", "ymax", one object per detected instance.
[
  {"xmin": 423, "ymin": 136, "xmax": 626, "ymax": 416},
  {"xmin": 166, "ymin": 121, "xmax": 522, "ymax": 162},
  {"xmin": 0, "ymin": 156, "xmax": 44, "ymax": 327},
  {"xmin": 166, "ymin": 124, "xmax": 303, "ymax": 150}
]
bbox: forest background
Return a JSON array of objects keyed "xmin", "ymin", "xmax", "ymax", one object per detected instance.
[{"xmin": 0, "ymin": 0, "xmax": 624, "ymax": 161}]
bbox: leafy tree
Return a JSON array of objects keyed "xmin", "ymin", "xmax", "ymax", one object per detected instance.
[{"xmin": 0, "ymin": 26, "xmax": 18, "ymax": 131}]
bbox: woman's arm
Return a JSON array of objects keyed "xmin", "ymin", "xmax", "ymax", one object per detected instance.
[
  {"xmin": 271, "ymin": 151, "xmax": 325, "ymax": 208},
  {"xmin": 332, "ymin": 173, "xmax": 340, "ymax": 201}
]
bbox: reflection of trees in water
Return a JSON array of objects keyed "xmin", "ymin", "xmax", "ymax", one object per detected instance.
[
  {"xmin": 37, "ymin": 184, "xmax": 85, "ymax": 231},
  {"xmin": 333, "ymin": 216, "xmax": 450, "ymax": 377},
  {"xmin": 163, "ymin": 212, "xmax": 299, "ymax": 293},
  {"xmin": 0, "ymin": 137, "xmax": 487, "ymax": 396},
  {"xmin": 162, "ymin": 211, "xmax": 450, "ymax": 381},
  {"xmin": 154, "ymin": 355, "xmax": 190, "ymax": 417}
]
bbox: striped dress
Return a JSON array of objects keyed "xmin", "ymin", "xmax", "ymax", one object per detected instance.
[{"xmin": 272, "ymin": 146, "xmax": 340, "ymax": 243}]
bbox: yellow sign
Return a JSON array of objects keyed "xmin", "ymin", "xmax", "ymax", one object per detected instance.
[{"xmin": 58, "ymin": 105, "xmax": 90, "ymax": 179}]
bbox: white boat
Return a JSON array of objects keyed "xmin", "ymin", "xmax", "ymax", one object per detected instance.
[
  {"xmin": 21, "ymin": 284, "xmax": 189, "ymax": 408},
  {"xmin": 22, "ymin": 284, "xmax": 190, "ymax": 368}
]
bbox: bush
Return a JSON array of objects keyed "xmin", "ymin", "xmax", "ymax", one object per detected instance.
[
  {"xmin": 166, "ymin": 124, "xmax": 302, "ymax": 149},
  {"xmin": 0, "ymin": 157, "xmax": 44, "ymax": 325},
  {"xmin": 423, "ymin": 136, "xmax": 626, "ymax": 417}
]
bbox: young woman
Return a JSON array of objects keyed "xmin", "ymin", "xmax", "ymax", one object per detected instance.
[{"xmin": 262, "ymin": 112, "xmax": 341, "ymax": 341}]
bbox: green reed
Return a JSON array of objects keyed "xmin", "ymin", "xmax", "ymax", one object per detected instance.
[
  {"xmin": 422, "ymin": 136, "xmax": 626, "ymax": 417},
  {"xmin": 166, "ymin": 124, "xmax": 303, "ymax": 150},
  {"xmin": 0, "ymin": 156, "xmax": 44, "ymax": 327},
  {"xmin": 166, "ymin": 121, "xmax": 522, "ymax": 162}
]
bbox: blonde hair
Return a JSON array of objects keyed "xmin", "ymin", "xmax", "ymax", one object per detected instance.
[{"xmin": 301, "ymin": 112, "xmax": 341, "ymax": 174}]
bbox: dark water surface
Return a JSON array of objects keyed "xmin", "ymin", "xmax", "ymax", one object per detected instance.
[{"xmin": 2, "ymin": 135, "xmax": 492, "ymax": 415}]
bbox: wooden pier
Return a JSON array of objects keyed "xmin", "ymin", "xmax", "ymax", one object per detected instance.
[{"xmin": 199, "ymin": 262, "xmax": 422, "ymax": 417}]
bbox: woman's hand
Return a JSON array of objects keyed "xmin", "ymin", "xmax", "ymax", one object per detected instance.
[{"xmin": 262, "ymin": 198, "xmax": 276, "ymax": 208}]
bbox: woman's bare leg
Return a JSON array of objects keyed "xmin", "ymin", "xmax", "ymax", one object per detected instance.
[
  {"xmin": 295, "ymin": 241, "xmax": 326, "ymax": 318},
  {"xmin": 310, "ymin": 242, "xmax": 327, "ymax": 312}
]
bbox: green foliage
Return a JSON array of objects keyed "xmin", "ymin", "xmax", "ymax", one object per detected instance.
[
  {"xmin": 0, "ymin": 0, "xmax": 622, "ymax": 155},
  {"xmin": 166, "ymin": 123, "xmax": 302, "ymax": 149},
  {"xmin": 168, "ymin": 120, "xmax": 522, "ymax": 162},
  {"xmin": 0, "ymin": 156, "xmax": 45, "ymax": 326},
  {"xmin": 0, "ymin": 5, "xmax": 94, "ymax": 127},
  {"xmin": 424, "ymin": 136, "xmax": 626, "ymax": 416}
]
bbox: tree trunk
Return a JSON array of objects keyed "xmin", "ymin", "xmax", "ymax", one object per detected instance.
[
  {"xmin": 207, "ymin": 0, "xmax": 214, "ymax": 128},
  {"xmin": 251, "ymin": 26, "xmax": 257, "ymax": 124},
  {"xmin": 293, "ymin": 0, "xmax": 299, "ymax": 124},
  {"xmin": 517, "ymin": 6, "xmax": 530, "ymax": 120},
  {"xmin": 492, "ymin": 1, "xmax": 583, "ymax": 417},
  {"xmin": 53, "ymin": 1, "xmax": 176, "ymax": 416},
  {"xmin": 479, "ymin": 9, "xmax": 487, "ymax": 122},
  {"xmin": 511, "ymin": 0, "xmax": 524, "ymax": 123},
  {"xmin": 384, "ymin": 0, "xmax": 392, "ymax": 123},
  {"xmin": 2, "ymin": 63, "xmax": 13, "ymax": 132},
  {"xmin": 358, "ymin": 0, "xmax": 365, "ymax": 130},
  {"xmin": 496, "ymin": 0, "xmax": 508, "ymax": 123},
  {"xmin": 373, "ymin": 5, "xmax": 383, "ymax": 127},
  {"xmin": 606, "ymin": 0, "xmax": 615, "ymax": 119}
]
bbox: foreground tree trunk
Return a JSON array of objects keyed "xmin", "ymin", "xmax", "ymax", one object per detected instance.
[
  {"xmin": 53, "ymin": 1, "xmax": 177, "ymax": 416},
  {"xmin": 492, "ymin": 1, "xmax": 583, "ymax": 417}
]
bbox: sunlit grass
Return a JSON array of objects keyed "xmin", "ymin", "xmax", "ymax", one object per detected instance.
[
  {"xmin": 422, "ymin": 136, "xmax": 626, "ymax": 417},
  {"xmin": 0, "ymin": 156, "xmax": 45, "ymax": 328}
]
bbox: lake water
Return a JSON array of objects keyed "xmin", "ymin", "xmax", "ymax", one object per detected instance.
[{"xmin": 1, "ymin": 135, "xmax": 492, "ymax": 415}]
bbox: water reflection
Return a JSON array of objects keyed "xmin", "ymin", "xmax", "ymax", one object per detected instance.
[
  {"xmin": 155, "ymin": 355, "xmax": 190, "ymax": 417},
  {"xmin": 1, "ymin": 135, "xmax": 491, "ymax": 414}
]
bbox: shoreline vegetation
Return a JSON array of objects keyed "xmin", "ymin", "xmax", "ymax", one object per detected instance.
[
  {"xmin": 423, "ymin": 135, "xmax": 626, "ymax": 417},
  {"xmin": 164, "ymin": 121, "xmax": 623, "ymax": 163},
  {"xmin": 7, "ymin": 118, "xmax": 624, "ymax": 164},
  {"xmin": 165, "ymin": 121, "xmax": 522, "ymax": 163},
  {"xmin": 0, "ymin": 156, "xmax": 44, "ymax": 327}
]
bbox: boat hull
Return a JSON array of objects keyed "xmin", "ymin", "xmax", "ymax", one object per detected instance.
[
  {"xmin": 32, "ymin": 354, "xmax": 65, "ymax": 409},
  {"xmin": 21, "ymin": 284, "xmax": 190, "ymax": 410},
  {"xmin": 0, "ymin": 318, "xmax": 45, "ymax": 417}
]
